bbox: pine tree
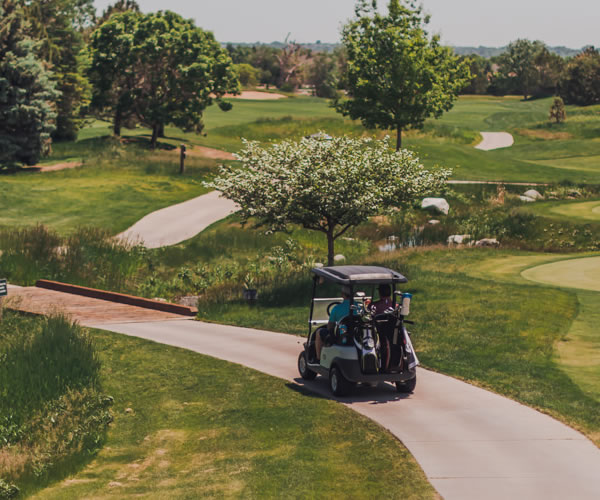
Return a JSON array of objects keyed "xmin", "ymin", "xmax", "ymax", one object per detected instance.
[
  {"xmin": 549, "ymin": 97, "xmax": 566, "ymax": 124},
  {"xmin": 0, "ymin": 0, "xmax": 59, "ymax": 168}
]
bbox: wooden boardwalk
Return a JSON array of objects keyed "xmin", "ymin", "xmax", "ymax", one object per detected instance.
[{"xmin": 6, "ymin": 286, "xmax": 188, "ymax": 326}]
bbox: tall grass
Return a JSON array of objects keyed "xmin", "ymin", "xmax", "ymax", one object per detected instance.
[
  {"xmin": 0, "ymin": 225, "xmax": 146, "ymax": 291},
  {"xmin": 0, "ymin": 312, "xmax": 112, "ymax": 495}
]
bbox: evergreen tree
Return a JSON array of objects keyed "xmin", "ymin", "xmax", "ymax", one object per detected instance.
[
  {"xmin": 0, "ymin": 0, "xmax": 59, "ymax": 168},
  {"xmin": 549, "ymin": 97, "xmax": 566, "ymax": 124},
  {"xmin": 25, "ymin": 0, "xmax": 94, "ymax": 141}
]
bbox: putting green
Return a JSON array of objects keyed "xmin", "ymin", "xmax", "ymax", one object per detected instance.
[
  {"xmin": 541, "ymin": 199, "xmax": 600, "ymax": 222},
  {"xmin": 521, "ymin": 256, "xmax": 600, "ymax": 292}
]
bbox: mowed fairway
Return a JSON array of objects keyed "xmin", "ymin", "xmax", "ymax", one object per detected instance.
[
  {"xmin": 521, "ymin": 256, "xmax": 600, "ymax": 292},
  {"xmin": 524, "ymin": 199, "xmax": 600, "ymax": 223}
]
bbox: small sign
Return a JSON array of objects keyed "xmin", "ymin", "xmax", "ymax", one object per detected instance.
[{"xmin": 0, "ymin": 279, "xmax": 7, "ymax": 297}]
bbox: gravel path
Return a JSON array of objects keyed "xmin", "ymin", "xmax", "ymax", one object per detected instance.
[
  {"xmin": 90, "ymin": 318, "xmax": 600, "ymax": 500},
  {"xmin": 118, "ymin": 191, "xmax": 237, "ymax": 248},
  {"xmin": 475, "ymin": 132, "xmax": 514, "ymax": 150}
]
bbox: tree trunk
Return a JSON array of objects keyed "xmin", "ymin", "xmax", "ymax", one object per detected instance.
[
  {"xmin": 150, "ymin": 124, "xmax": 158, "ymax": 149},
  {"xmin": 113, "ymin": 108, "xmax": 121, "ymax": 136},
  {"xmin": 327, "ymin": 229, "xmax": 335, "ymax": 267},
  {"xmin": 396, "ymin": 127, "xmax": 402, "ymax": 151},
  {"xmin": 157, "ymin": 123, "xmax": 165, "ymax": 138}
]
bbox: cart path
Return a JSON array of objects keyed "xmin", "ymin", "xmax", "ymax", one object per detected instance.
[
  {"xmin": 475, "ymin": 131, "xmax": 514, "ymax": 150},
  {"xmin": 117, "ymin": 190, "xmax": 238, "ymax": 248},
  {"xmin": 88, "ymin": 318, "xmax": 600, "ymax": 500}
]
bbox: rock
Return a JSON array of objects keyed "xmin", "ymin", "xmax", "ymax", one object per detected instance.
[
  {"xmin": 334, "ymin": 254, "xmax": 346, "ymax": 262},
  {"xmin": 421, "ymin": 197, "xmax": 449, "ymax": 215},
  {"xmin": 475, "ymin": 238, "xmax": 500, "ymax": 247},
  {"xmin": 428, "ymin": 219, "xmax": 441, "ymax": 225},
  {"xmin": 568, "ymin": 190, "xmax": 582, "ymax": 198},
  {"xmin": 447, "ymin": 234, "xmax": 470, "ymax": 245},
  {"xmin": 518, "ymin": 195, "xmax": 536, "ymax": 202},
  {"xmin": 178, "ymin": 296, "xmax": 199, "ymax": 307},
  {"xmin": 153, "ymin": 297, "xmax": 167, "ymax": 302},
  {"xmin": 124, "ymin": 407, "xmax": 134, "ymax": 414},
  {"xmin": 314, "ymin": 262, "xmax": 324, "ymax": 268},
  {"xmin": 523, "ymin": 189, "xmax": 543, "ymax": 200}
]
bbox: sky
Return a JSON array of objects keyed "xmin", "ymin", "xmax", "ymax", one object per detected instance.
[{"xmin": 92, "ymin": 0, "xmax": 599, "ymax": 49}]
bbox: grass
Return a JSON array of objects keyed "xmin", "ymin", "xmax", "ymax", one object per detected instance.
[
  {"xmin": 522, "ymin": 198, "xmax": 600, "ymax": 223},
  {"xmin": 0, "ymin": 313, "xmax": 112, "ymax": 497},
  {"xmin": 0, "ymin": 138, "xmax": 217, "ymax": 234},
  {"xmin": 32, "ymin": 329, "xmax": 436, "ymax": 499},
  {"xmin": 198, "ymin": 248, "xmax": 600, "ymax": 447}
]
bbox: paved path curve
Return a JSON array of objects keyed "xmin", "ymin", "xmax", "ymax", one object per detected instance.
[
  {"xmin": 90, "ymin": 318, "xmax": 600, "ymax": 500},
  {"xmin": 118, "ymin": 191, "xmax": 237, "ymax": 248},
  {"xmin": 475, "ymin": 132, "xmax": 514, "ymax": 150}
]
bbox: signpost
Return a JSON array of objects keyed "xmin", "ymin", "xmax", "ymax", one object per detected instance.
[{"xmin": 0, "ymin": 278, "xmax": 6, "ymax": 322}]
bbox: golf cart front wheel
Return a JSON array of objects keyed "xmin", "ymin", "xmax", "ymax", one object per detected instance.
[
  {"xmin": 396, "ymin": 375, "xmax": 417, "ymax": 393},
  {"xmin": 298, "ymin": 352, "xmax": 317, "ymax": 380},
  {"xmin": 329, "ymin": 366, "xmax": 351, "ymax": 397}
]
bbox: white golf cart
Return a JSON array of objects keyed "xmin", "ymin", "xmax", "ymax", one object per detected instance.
[{"xmin": 298, "ymin": 265, "xmax": 419, "ymax": 396}]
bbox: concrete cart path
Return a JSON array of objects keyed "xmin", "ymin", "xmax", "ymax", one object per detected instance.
[
  {"xmin": 118, "ymin": 191, "xmax": 238, "ymax": 248},
  {"xmin": 92, "ymin": 318, "xmax": 600, "ymax": 500},
  {"xmin": 475, "ymin": 131, "xmax": 514, "ymax": 150}
]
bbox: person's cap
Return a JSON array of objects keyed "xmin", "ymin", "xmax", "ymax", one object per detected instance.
[{"xmin": 341, "ymin": 285, "xmax": 352, "ymax": 296}]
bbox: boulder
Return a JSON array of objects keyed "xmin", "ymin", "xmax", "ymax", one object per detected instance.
[
  {"xmin": 523, "ymin": 189, "xmax": 543, "ymax": 200},
  {"xmin": 475, "ymin": 238, "xmax": 500, "ymax": 247},
  {"xmin": 314, "ymin": 262, "xmax": 324, "ymax": 268},
  {"xmin": 421, "ymin": 198, "xmax": 449, "ymax": 215},
  {"xmin": 518, "ymin": 195, "xmax": 536, "ymax": 203},
  {"xmin": 568, "ymin": 190, "xmax": 582, "ymax": 198},
  {"xmin": 334, "ymin": 254, "xmax": 346, "ymax": 262},
  {"xmin": 447, "ymin": 234, "xmax": 470, "ymax": 245},
  {"xmin": 428, "ymin": 219, "xmax": 441, "ymax": 225}
]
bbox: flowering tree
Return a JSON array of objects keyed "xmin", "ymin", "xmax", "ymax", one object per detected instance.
[{"xmin": 209, "ymin": 135, "xmax": 450, "ymax": 266}]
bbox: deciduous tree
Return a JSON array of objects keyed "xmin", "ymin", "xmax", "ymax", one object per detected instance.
[
  {"xmin": 496, "ymin": 39, "xmax": 545, "ymax": 100},
  {"xmin": 88, "ymin": 11, "xmax": 239, "ymax": 147},
  {"xmin": 209, "ymin": 135, "xmax": 450, "ymax": 265},
  {"xmin": 558, "ymin": 47, "xmax": 600, "ymax": 106},
  {"xmin": 0, "ymin": 0, "xmax": 59, "ymax": 168},
  {"xmin": 336, "ymin": 0, "xmax": 470, "ymax": 150}
]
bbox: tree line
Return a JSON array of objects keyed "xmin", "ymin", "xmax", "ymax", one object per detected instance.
[{"xmin": 0, "ymin": 0, "xmax": 238, "ymax": 167}]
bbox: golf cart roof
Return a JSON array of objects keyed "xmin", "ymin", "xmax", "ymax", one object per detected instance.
[{"xmin": 311, "ymin": 265, "xmax": 408, "ymax": 285}]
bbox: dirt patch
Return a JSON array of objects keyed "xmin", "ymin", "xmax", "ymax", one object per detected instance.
[
  {"xmin": 178, "ymin": 146, "xmax": 235, "ymax": 161},
  {"xmin": 222, "ymin": 91, "xmax": 286, "ymax": 100},
  {"xmin": 517, "ymin": 128, "xmax": 573, "ymax": 140}
]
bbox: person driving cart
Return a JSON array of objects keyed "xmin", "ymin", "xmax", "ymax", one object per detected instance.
[{"xmin": 315, "ymin": 285, "xmax": 353, "ymax": 361}]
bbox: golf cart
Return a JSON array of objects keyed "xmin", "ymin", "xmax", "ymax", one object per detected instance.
[{"xmin": 298, "ymin": 265, "xmax": 419, "ymax": 396}]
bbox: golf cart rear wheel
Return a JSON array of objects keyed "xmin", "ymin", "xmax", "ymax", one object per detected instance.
[
  {"xmin": 298, "ymin": 352, "xmax": 317, "ymax": 380},
  {"xmin": 329, "ymin": 366, "xmax": 351, "ymax": 396},
  {"xmin": 396, "ymin": 375, "xmax": 417, "ymax": 393}
]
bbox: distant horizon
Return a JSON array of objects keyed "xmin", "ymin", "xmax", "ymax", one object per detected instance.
[{"xmin": 93, "ymin": 1, "xmax": 599, "ymax": 49}]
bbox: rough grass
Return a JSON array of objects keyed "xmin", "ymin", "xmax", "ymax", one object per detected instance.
[
  {"xmin": 0, "ymin": 312, "xmax": 112, "ymax": 496},
  {"xmin": 32, "ymin": 330, "xmax": 436, "ymax": 499}
]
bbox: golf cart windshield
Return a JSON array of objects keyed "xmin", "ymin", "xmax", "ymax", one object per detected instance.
[{"xmin": 308, "ymin": 265, "xmax": 407, "ymax": 331}]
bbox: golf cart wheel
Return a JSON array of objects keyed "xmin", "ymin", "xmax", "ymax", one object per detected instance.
[
  {"xmin": 396, "ymin": 374, "xmax": 417, "ymax": 393},
  {"xmin": 329, "ymin": 366, "xmax": 351, "ymax": 397},
  {"xmin": 298, "ymin": 352, "xmax": 317, "ymax": 380}
]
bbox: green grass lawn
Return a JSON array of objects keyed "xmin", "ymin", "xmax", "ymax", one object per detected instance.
[
  {"xmin": 522, "ymin": 198, "xmax": 600, "ymax": 223},
  {"xmin": 33, "ymin": 95, "xmax": 600, "ymax": 186},
  {"xmin": 198, "ymin": 248, "xmax": 600, "ymax": 447},
  {"xmin": 32, "ymin": 329, "xmax": 435, "ymax": 499},
  {"xmin": 0, "ymin": 141, "xmax": 218, "ymax": 234}
]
